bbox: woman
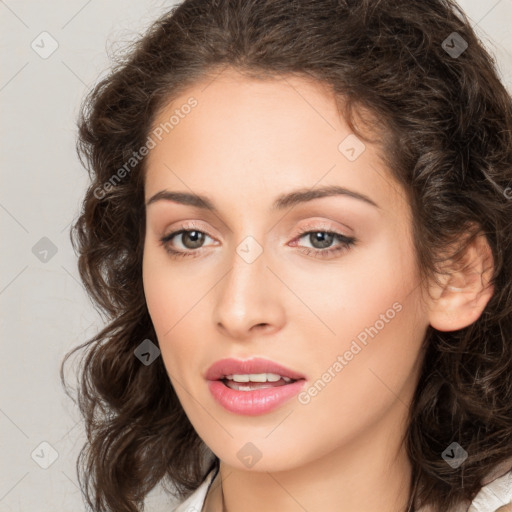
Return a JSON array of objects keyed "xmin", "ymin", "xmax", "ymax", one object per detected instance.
[{"xmin": 61, "ymin": 0, "xmax": 512, "ymax": 510}]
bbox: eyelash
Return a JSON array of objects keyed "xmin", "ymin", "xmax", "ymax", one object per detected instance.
[{"xmin": 158, "ymin": 221, "xmax": 357, "ymax": 260}]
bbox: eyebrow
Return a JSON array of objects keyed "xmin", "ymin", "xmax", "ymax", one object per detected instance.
[{"xmin": 145, "ymin": 185, "xmax": 380, "ymax": 211}]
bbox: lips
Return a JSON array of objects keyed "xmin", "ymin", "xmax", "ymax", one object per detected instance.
[
  {"xmin": 205, "ymin": 357, "xmax": 306, "ymax": 381},
  {"xmin": 205, "ymin": 357, "xmax": 307, "ymax": 415}
]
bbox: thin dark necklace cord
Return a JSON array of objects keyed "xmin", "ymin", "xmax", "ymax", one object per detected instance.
[{"xmin": 221, "ymin": 482, "xmax": 226, "ymax": 512}]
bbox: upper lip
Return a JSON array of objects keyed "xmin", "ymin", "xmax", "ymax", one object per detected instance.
[{"xmin": 205, "ymin": 357, "xmax": 306, "ymax": 381}]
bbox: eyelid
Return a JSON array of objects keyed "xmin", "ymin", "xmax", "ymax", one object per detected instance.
[
  {"xmin": 165, "ymin": 220, "xmax": 217, "ymax": 239},
  {"xmin": 292, "ymin": 219, "xmax": 354, "ymax": 238}
]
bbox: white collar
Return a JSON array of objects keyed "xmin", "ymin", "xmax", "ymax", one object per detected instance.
[
  {"xmin": 172, "ymin": 467, "xmax": 218, "ymax": 512},
  {"xmin": 172, "ymin": 465, "xmax": 512, "ymax": 512}
]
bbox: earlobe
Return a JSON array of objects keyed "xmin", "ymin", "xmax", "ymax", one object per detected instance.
[{"xmin": 426, "ymin": 232, "xmax": 495, "ymax": 332}]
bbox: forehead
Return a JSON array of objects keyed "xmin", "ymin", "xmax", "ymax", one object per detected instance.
[
  {"xmin": 146, "ymin": 68, "xmax": 362, "ymax": 164},
  {"xmin": 143, "ymin": 68, "xmax": 401, "ymax": 215}
]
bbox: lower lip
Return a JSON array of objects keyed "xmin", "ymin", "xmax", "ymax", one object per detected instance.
[{"xmin": 207, "ymin": 379, "xmax": 306, "ymax": 415}]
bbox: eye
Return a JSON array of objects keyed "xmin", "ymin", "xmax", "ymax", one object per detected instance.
[
  {"xmin": 292, "ymin": 226, "xmax": 356, "ymax": 259},
  {"xmin": 159, "ymin": 221, "xmax": 216, "ymax": 259}
]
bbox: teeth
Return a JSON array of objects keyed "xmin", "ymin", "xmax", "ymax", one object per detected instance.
[
  {"xmin": 224, "ymin": 373, "xmax": 293, "ymax": 383},
  {"xmin": 226, "ymin": 382, "xmax": 277, "ymax": 391}
]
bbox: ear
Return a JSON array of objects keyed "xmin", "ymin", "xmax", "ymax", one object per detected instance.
[{"xmin": 426, "ymin": 231, "xmax": 495, "ymax": 332}]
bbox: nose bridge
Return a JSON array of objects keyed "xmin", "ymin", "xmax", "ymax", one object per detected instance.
[{"xmin": 213, "ymin": 234, "xmax": 284, "ymax": 337}]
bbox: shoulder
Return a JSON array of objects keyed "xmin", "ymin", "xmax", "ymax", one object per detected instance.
[
  {"xmin": 468, "ymin": 465, "xmax": 512, "ymax": 512},
  {"xmin": 172, "ymin": 467, "xmax": 218, "ymax": 512},
  {"xmin": 417, "ymin": 460, "xmax": 512, "ymax": 512}
]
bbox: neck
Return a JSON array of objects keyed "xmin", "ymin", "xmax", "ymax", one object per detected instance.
[{"xmin": 203, "ymin": 399, "xmax": 413, "ymax": 512}]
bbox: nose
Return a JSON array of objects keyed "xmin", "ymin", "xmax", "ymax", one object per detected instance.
[{"xmin": 213, "ymin": 244, "xmax": 286, "ymax": 341}]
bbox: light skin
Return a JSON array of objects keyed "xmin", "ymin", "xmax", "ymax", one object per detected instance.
[{"xmin": 142, "ymin": 67, "xmax": 494, "ymax": 512}]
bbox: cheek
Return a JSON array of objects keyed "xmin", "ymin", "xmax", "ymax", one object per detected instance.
[
  {"xmin": 142, "ymin": 250, "xmax": 169, "ymax": 335},
  {"xmin": 142, "ymin": 247, "xmax": 194, "ymax": 375},
  {"xmin": 296, "ymin": 294, "xmax": 425, "ymax": 450}
]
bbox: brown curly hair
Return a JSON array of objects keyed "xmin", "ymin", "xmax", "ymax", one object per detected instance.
[{"xmin": 61, "ymin": 0, "xmax": 512, "ymax": 510}]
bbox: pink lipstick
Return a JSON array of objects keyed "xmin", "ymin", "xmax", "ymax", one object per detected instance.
[{"xmin": 205, "ymin": 357, "xmax": 307, "ymax": 415}]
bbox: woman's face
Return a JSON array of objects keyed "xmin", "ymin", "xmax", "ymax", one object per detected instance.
[{"xmin": 142, "ymin": 68, "xmax": 430, "ymax": 471}]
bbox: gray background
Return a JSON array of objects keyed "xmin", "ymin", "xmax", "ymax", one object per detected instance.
[{"xmin": 1, "ymin": 0, "xmax": 511, "ymax": 510}]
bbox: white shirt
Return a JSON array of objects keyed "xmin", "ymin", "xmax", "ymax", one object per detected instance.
[{"xmin": 172, "ymin": 465, "xmax": 512, "ymax": 512}]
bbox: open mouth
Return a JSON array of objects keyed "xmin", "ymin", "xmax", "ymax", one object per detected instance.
[{"xmin": 205, "ymin": 358, "xmax": 307, "ymax": 414}]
